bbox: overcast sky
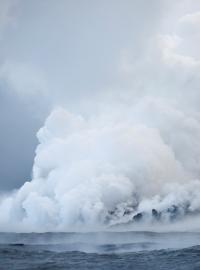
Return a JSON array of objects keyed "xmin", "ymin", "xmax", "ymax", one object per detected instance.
[{"xmin": 0, "ymin": 0, "xmax": 200, "ymax": 190}]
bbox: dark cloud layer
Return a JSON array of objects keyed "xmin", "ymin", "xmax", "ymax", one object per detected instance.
[{"xmin": 0, "ymin": 86, "xmax": 41, "ymax": 190}]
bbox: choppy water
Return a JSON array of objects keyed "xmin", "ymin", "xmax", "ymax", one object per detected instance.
[{"xmin": 1, "ymin": 232, "xmax": 200, "ymax": 269}]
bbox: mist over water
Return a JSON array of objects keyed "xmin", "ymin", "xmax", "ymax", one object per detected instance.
[
  {"xmin": 1, "ymin": 1, "xmax": 200, "ymax": 233},
  {"xmin": 1, "ymin": 232, "xmax": 200, "ymax": 270}
]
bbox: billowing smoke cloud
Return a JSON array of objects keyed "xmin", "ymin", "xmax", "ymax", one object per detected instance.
[{"xmin": 1, "ymin": 1, "xmax": 200, "ymax": 232}]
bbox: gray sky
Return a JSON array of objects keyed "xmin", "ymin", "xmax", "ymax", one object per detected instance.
[{"xmin": 0, "ymin": 0, "xmax": 200, "ymax": 190}]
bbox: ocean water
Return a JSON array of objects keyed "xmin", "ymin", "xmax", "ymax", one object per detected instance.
[{"xmin": 0, "ymin": 232, "xmax": 200, "ymax": 270}]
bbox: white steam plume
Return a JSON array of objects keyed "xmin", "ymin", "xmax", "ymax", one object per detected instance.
[
  {"xmin": 1, "ymin": 95, "xmax": 200, "ymax": 232},
  {"xmin": 1, "ymin": 6, "xmax": 200, "ymax": 232}
]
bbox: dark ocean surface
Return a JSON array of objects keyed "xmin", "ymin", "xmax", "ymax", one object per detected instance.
[{"xmin": 0, "ymin": 232, "xmax": 200, "ymax": 269}]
